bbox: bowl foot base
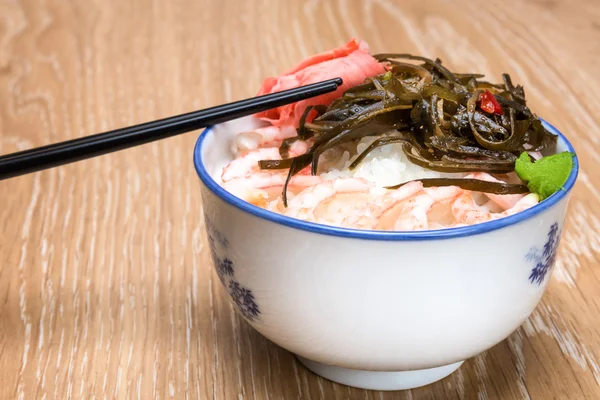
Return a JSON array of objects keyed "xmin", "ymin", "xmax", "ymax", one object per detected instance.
[{"xmin": 296, "ymin": 356, "xmax": 464, "ymax": 391}]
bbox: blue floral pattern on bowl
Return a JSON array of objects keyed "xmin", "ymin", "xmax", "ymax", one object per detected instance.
[
  {"xmin": 527, "ymin": 223, "xmax": 561, "ymax": 285},
  {"xmin": 205, "ymin": 216, "xmax": 260, "ymax": 321}
]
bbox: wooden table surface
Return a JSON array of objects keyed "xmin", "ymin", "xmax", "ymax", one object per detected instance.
[{"xmin": 1, "ymin": 0, "xmax": 599, "ymax": 398}]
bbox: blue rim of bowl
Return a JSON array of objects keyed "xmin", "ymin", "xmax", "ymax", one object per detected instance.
[{"xmin": 193, "ymin": 119, "xmax": 579, "ymax": 241}]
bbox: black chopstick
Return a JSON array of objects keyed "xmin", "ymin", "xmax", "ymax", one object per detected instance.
[{"xmin": 0, "ymin": 77, "xmax": 343, "ymax": 181}]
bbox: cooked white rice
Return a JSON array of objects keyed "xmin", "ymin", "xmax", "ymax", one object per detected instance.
[{"xmin": 319, "ymin": 136, "xmax": 466, "ymax": 187}]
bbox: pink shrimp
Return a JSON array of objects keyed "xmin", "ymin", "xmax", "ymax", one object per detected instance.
[
  {"xmin": 376, "ymin": 185, "xmax": 463, "ymax": 231},
  {"xmin": 379, "ymin": 192, "xmax": 436, "ymax": 231},
  {"xmin": 221, "ymin": 147, "xmax": 281, "ymax": 182},
  {"xmin": 423, "ymin": 186, "xmax": 464, "ymax": 203},
  {"xmin": 467, "ymin": 172, "xmax": 525, "ymax": 210},
  {"xmin": 284, "ymin": 178, "xmax": 375, "ymax": 222},
  {"xmin": 222, "ymin": 172, "xmax": 323, "ymax": 208},
  {"xmin": 223, "ymin": 172, "xmax": 322, "ymax": 193},
  {"xmin": 223, "ymin": 185, "xmax": 270, "ymax": 208},
  {"xmin": 288, "ymin": 140, "xmax": 309, "ymax": 157},
  {"xmin": 340, "ymin": 181, "xmax": 424, "ymax": 229},
  {"xmin": 452, "ymin": 192, "xmax": 539, "ymax": 225},
  {"xmin": 232, "ymin": 125, "xmax": 298, "ymax": 154}
]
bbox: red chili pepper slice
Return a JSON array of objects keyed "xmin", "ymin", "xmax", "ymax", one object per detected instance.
[{"xmin": 479, "ymin": 90, "xmax": 503, "ymax": 115}]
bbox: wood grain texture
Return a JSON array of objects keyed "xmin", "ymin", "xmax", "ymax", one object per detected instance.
[{"xmin": 0, "ymin": 0, "xmax": 599, "ymax": 398}]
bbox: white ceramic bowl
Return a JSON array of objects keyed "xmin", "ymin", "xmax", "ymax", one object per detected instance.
[{"xmin": 193, "ymin": 117, "xmax": 579, "ymax": 391}]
